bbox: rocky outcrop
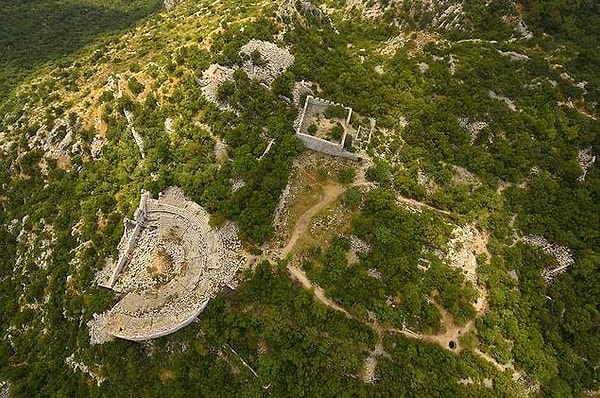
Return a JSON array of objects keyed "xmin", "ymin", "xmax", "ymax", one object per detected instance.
[
  {"xmin": 163, "ymin": 0, "xmax": 179, "ymax": 10},
  {"xmin": 240, "ymin": 40, "xmax": 294, "ymax": 85}
]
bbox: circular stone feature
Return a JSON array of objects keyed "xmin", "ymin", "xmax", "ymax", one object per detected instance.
[
  {"xmin": 91, "ymin": 188, "xmax": 245, "ymax": 342},
  {"xmin": 449, "ymin": 341, "xmax": 457, "ymax": 350}
]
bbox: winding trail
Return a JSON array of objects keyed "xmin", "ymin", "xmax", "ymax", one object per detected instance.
[
  {"xmin": 265, "ymin": 157, "xmax": 510, "ymax": 382},
  {"xmin": 277, "ymin": 180, "xmax": 352, "ymax": 317},
  {"xmin": 280, "ymin": 183, "xmax": 347, "ymax": 258},
  {"xmin": 396, "ymin": 196, "xmax": 452, "ymax": 217}
]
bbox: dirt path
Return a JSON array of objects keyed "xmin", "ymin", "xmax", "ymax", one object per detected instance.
[
  {"xmin": 269, "ymin": 157, "xmax": 505, "ymax": 381},
  {"xmin": 421, "ymin": 300, "xmax": 475, "ymax": 352},
  {"xmin": 277, "ymin": 179, "xmax": 353, "ymax": 317},
  {"xmin": 280, "ymin": 183, "xmax": 347, "ymax": 258},
  {"xmin": 288, "ymin": 265, "xmax": 351, "ymax": 317}
]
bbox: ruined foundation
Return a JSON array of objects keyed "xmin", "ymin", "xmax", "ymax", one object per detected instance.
[{"xmin": 294, "ymin": 95, "xmax": 373, "ymax": 161}]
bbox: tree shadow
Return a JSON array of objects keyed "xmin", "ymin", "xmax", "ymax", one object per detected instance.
[{"xmin": 0, "ymin": 0, "xmax": 161, "ymax": 98}]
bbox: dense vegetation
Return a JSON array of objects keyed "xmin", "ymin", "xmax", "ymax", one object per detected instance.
[
  {"xmin": 0, "ymin": 0, "xmax": 161, "ymax": 99},
  {"xmin": 304, "ymin": 188, "xmax": 477, "ymax": 331},
  {"xmin": 0, "ymin": 0, "xmax": 598, "ymax": 396}
]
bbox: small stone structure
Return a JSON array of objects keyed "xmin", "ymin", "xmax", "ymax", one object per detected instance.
[
  {"xmin": 198, "ymin": 64, "xmax": 236, "ymax": 110},
  {"xmin": 91, "ymin": 188, "xmax": 245, "ymax": 342},
  {"xmin": 294, "ymin": 95, "xmax": 371, "ymax": 161}
]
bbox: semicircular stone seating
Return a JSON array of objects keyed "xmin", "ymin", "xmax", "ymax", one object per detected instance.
[{"xmin": 98, "ymin": 188, "xmax": 245, "ymax": 341}]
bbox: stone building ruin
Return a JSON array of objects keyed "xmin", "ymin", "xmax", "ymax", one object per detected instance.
[
  {"xmin": 198, "ymin": 40, "xmax": 375, "ymax": 161},
  {"xmin": 294, "ymin": 95, "xmax": 374, "ymax": 161},
  {"xmin": 198, "ymin": 64, "xmax": 236, "ymax": 111},
  {"xmin": 90, "ymin": 188, "xmax": 245, "ymax": 342}
]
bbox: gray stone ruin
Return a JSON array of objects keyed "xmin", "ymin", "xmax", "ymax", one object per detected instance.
[
  {"xmin": 90, "ymin": 188, "xmax": 246, "ymax": 343},
  {"xmin": 294, "ymin": 95, "xmax": 375, "ymax": 161},
  {"xmin": 522, "ymin": 235, "xmax": 575, "ymax": 282}
]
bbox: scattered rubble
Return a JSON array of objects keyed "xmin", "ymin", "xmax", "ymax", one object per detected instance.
[
  {"xmin": 349, "ymin": 235, "xmax": 371, "ymax": 254},
  {"xmin": 65, "ymin": 353, "xmax": 106, "ymax": 386},
  {"xmin": 90, "ymin": 135, "xmax": 106, "ymax": 159},
  {"xmin": 458, "ymin": 117, "xmax": 488, "ymax": 144},
  {"xmin": 448, "ymin": 54, "xmax": 458, "ymax": 75},
  {"xmin": 123, "ymin": 109, "xmax": 145, "ymax": 158},
  {"xmin": 367, "ymin": 268, "xmax": 382, "ymax": 280},
  {"xmin": 522, "ymin": 235, "xmax": 574, "ymax": 282},
  {"xmin": 577, "ymin": 147, "xmax": 595, "ymax": 182},
  {"xmin": 164, "ymin": 118, "xmax": 174, "ymax": 135},
  {"xmin": 445, "ymin": 225, "xmax": 489, "ymax": 313},
  {"xmin": 291, "ymin": 80, "xmax": 315, "ymax": 107},
  {"xmin": 277, "ymin": 0, "xmax": 337, "ymax": 33},
  {"xmin": 230, "ymin": 178, "xmax": 246, "ymax": 192},
  {"xmin": 488, "ymin": 90, "xmax": 517, "ymax": 112},
  {"xmin": 240, "ymin": 40, "xmax": 294, "ymax": 85},
  {"xmin": 104, "ymin": 75, "xmax": 123, "ymax": 99},
  {"xmin": 451, "ymin": 165, "xmax": 480, "ymax": 187},
  {"xmin": 446, "ymin": 225, "xmax": 480, "ymax": 286},
  {"xmin": 0, "ymin": 381, "xmax": 9, "ymax": 398},
  {"xmin": 497, "ymin": 50, "xmax": 529, "ymax": 62},
  {"xmin": 163, "ymin": 0, "xmax": 179, "ymax": 10}
]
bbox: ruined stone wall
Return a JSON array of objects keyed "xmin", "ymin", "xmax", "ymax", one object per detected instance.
[
  {"xmin": 111, "ymin": 299, "xmax": 210, "ymax": 341},
  {"xmin": 109, "ymin": 221, "xmax": 142, "ymax": 288},
  {"xmin": 109, "ymin": 191, "xmax": 150, "ymax": 287},
  {"xmin": 296, "ymin": 95, "xmax": 352, "ymax": 135},
  {"xmin": 294, "ymin": 95, "xmax": 359, "ymax": 160},
  {"xmin": 296, "ymin": 133, "xmax": 359, "ymax": 161}
]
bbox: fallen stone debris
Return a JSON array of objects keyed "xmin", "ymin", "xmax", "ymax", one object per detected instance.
[
  {"xmin": 0, "ymin": 381, "xmax": 9, "ymax": 398},
  {"xmin": 240, "ymin": 40, "xmax": 294, "ymax": 85},
  {"xmin": 349, "ymin": 235, "xmax": 371, "ymax": 254},
  {"xmin": 522, "ymin": 235, "xmax": 574, "ymax": 282},
  {"xmin": 198, "ymin": 40, "xmax": 293, "ymax": 110},
  {"xmin": 577, "ymin": 147, "xmax": 595, "ymax": 182}
]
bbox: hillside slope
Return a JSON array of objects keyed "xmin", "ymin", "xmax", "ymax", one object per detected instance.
[{"xmin": 0, "ymin": 0, "xmax": 598, "ymax": 396}]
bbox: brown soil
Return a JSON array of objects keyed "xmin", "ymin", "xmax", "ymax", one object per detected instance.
[
  {"xmin": 56, "ymin": 155, "xmax": 70, "ymax": 170},
  {"xmin": 148, "ymin": 250, "xmax": 172, "ymax": 277},
  {"xmin": 159, "ymin": 369, "xmax": 174, "ymax": 382},
  {"xmin": 422, "ymin": 299, "xmax": 474, "ymax": 353}
]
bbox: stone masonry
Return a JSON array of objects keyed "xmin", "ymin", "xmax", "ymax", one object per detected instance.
[
  {"xmin": 295, "ymin": 95, "xmax": 360, "ymax": 161},
  {"xmin": 90, "ymin": 188, "xmax": 246, "ymax": 342}
]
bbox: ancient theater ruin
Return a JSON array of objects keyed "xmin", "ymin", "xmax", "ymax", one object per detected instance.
[{"xmin": 89, "ymin": 188, "xmax": 245, "ymax": 343}]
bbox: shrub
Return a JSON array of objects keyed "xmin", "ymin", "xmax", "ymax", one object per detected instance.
[
  {"xmin": 127, "ymin": 77, "xmax": 144, "ymax": 95},
  {"xmin": 336, "ymin": 166, "xmax": 356, "ymax": 183}
]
